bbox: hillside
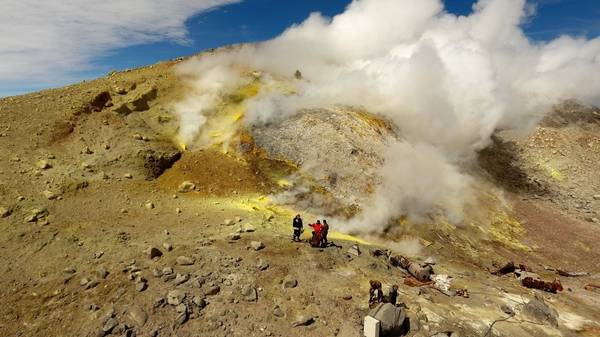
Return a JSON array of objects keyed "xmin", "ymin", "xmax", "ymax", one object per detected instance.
[{"xmin": 0, "ymin": 52, "xmax": 599, "ymax": 337}]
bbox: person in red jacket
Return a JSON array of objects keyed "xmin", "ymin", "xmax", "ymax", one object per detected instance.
[{"xmin": 308, "ymin": 220, "xmax": 323, "ymax": 247}]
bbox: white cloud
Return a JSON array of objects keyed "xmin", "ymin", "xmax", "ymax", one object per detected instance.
[{"xmin": 0, "ymin": 0, "xmax": 239, "ymax": 94}]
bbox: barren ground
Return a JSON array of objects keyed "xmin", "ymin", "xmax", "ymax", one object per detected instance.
[{"xmin": 0, "ymin": 56, "xmax": 599, "ymax": 337}]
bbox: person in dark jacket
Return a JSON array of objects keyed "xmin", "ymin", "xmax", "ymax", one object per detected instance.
[
  {"xmin": 369, "ymin": 280, "xmax": 384, "ymax": 308},
  {"xmin": 388, "ymin": 284, "xmax": 399, "ymax": 305},
  {"xmin": 321, "ymin": 219, "xmax": 330, "ymax": 247},
  {"xmin": 292, "ymin": 214, "xmax": 303, "ymax": 242}
]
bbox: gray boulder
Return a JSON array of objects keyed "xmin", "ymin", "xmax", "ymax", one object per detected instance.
[
  {"xmin": 368, "ymin": 303, "xmax": 407, "ymax": 335},
  {"xmin": 523, "ymin": 297, "xmax": 558, "ymax": 327}
]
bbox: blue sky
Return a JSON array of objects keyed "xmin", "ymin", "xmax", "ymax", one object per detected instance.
[{"xmin": 1, "ymin": 0, "xmax": 599, "ymax": 97}]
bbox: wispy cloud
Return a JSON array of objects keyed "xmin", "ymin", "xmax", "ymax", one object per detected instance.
[{"xmin": 0, "ymin": 0, "xmax": 240, "ymax": 96}]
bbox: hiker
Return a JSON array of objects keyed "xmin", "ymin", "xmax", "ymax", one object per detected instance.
[
  {"xmin": 309, "ymin": 220, "xmax": 323, "ymax": 248},
  {"xmin": 369, "ymin": 280, "xmax": 383, "ymax": 308},
  {"xmin": 321, "ymin": 219, "xmax": 329, "ymax": 247},
  {"xmin": 292, "ymin": 214, "xmax": 303, "ymax": 242},
  {"xmin": 388, "ymin": 284, "xmax": 399, "ymax": 306}
]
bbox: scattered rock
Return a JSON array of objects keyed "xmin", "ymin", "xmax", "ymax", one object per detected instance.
[
  {"xmin": 175, "ymin": 311, "xmax": 188, "ymax": 326},
  {"xmin": 25, "ymin": 207, "xmax": 48, "ymax": 222},
  {"xmin": 228, "ymin": 233, "xmax": 241, "ymax": 241},
  {"xmin": 177, "ymin": 181, "xmax": 196, "ymax": 193},
  {"xmin": 152, "ymin": 268, "xmax": 162, "ymax": 278},
  {"xmin": 36, "ymin": 160, "xmax": 51, "ymax": 170},
  {"xmin": 144, "ymin": 202, "xmax": 154, "ymax": 210},
  {"xmin": 149, "ymin": 247, "xmax": 163, "ymax": 259},
  {"xmin": 135, "ymin": 281, "xmax": 147, "ymax": 292},
  {"xmin": 424, "ymin": 257, "xmax": 436, "ymax": 265},
  {"xmin": 193, "ymin": 296, "xmax": 207, "ymax": 309},
  {"xmin": 0, "ymin": 206, "xmax": 11, "ymax": 218},
  {"xmin": 175, "ymin": 303, "xmax": 187, "ymax": 313},
  {"xmin": 162, "ymin": 242, "xmax": 173, "ymax": 251},
  {"xmin": 63, "ymin": 266, "xmax": 76, "ymax": 274},
  {"xmin": 593, "ymin": 194, "xmax": 600, "ymax": 200},
  {"xmin": 257, "ymin": 259, "xmax": 269, "ymax": 271},
  {"xmin": 162, "ymin": 273, "xmax": 176, "ymax": 282},
  {"xmin": 176, "ymin": 256, "xmax": 195, "ymax": 265},
  {"xmin": 85, "ymin": 279, "xmax": 100, "ymax": 289},
  {"xmin": 42, "ymin": 190, "xmax": 57, "ymax": 200},
  {"xmin": 95, "ymin": 266, "xmax": 109, "ymax": 279},
  {"xmin": 205, "ymin": 285, "xmax": 221, "ymax": 296},
  {"xmin": 123, "ymin": 173, "xmax": 133, "ymax": 179},
  {"xmin": 102, "ymin": 317, "xmax": 118, "ymax": 333},
  {"xmin": 292, "ymin": 315, "xmax": 314, "ymax": 327},
  {"xmin": 127, "ymin": 305, "xmax": 148, "ymax": 327},
  {"xmin": 523, "ymin": 297, "xmax": 559, "ymax": 327},
  {"xmin": 94, "ymin": 251, "xmax": 104, "ymax": 259},
  {"xmin": 114, "ymin": 86, "xmax": 127, "ymax": 95},
  {"xmin": 273, "ymin": 305, "xmax": 284, "ymax": 318},
  {"xmin": 241, "ymin": 285, "xmax": 258, "ymax": 302},
  {"xmin": 242, "ymin": 224, "xmax": 256, "ymax": 232},
  {"xmin": 283, "ymin": 276, "xmax": 298, "ymax": 289},
  {"xmin": 347, "ymin": 244, "xmax": 361, "ymax": 256},
  {"xmin": 500, "ymin": 304, "xmax": 515, "ymax": 315},
  {"xmin": 167, "ymin": 290, "xmax": 186, "ymax": 306},
  {"xmin": 342, "ymin": 294, "xmax": 353, "ymax": 300},
  {"xmin": 223, "ymin": 219, "xmax": 234, "ymax": 226},
  {"xmin": 250, "ymin": 241, "xmax": 265, "ymax": 251},
  {"xmin": 153, "ymin": 297, "xmax": 165, "ymax": 308},
  {"xmin": 173, "ymin": 273, "xmax": 190, "ymax": 286}
]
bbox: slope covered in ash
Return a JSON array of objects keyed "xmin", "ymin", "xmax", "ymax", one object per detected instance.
[{"xmin": 0, "ymin": 53, "xmax": 599, "ymax": 337}]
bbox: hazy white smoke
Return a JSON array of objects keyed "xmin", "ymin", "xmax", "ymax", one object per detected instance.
[{"xmin": 175, "ymin": 0, "xmax": 600, "ymax": 231}]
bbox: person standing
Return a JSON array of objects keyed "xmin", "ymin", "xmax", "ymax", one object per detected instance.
[
  {"xmin": 292, "ymin": 214, "xmax": 303, "ymax": 242},
  {"xmin": 369, "ymin": 280, "xmax": 383, "ymax": 308},
  {"xmin": 321, "ymin": 219, "xmax": 330, "ymax": 247},
  {"xmin": 309, "ymin": 220, "xmax": 323, "ymax": 247},
  {"xmin": 388, "ymin": 284, "xmax": 399, "ymax": 305}
]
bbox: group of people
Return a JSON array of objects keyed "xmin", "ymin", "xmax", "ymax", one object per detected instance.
[
  {"xmin": 369, "ymin": 280, "xmax": 399, "ymax": 308},
  {"xmin": 292, "ymin": 214, "xmax": 330, "ymax": 248}
]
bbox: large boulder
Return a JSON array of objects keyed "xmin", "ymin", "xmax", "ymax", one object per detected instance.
[
  {"xmin": 368, "ymin": 303, "xmax": 407, "ymax": 336},
  {"xmin": 523, "ymin": 297, "xmax": 558, "ymax": 327}
]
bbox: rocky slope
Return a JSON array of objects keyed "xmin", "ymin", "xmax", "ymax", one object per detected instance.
[{"xmin": 0, "ymin": 52, "xmax": 599, "ymax": 337}]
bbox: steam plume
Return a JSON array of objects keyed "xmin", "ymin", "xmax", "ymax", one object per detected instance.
[{"xmin": 174, "ymin": 0, "xmax": 600, "ymax": 232}]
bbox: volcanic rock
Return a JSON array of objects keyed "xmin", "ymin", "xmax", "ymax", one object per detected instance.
[
  {"xmin": 523, "ymin": 297, "xmax": 559, "ymax": 327},
  {"xmin": 167, "ymin": 290, "xmax": 186, "ymax": 306},
  {"xmin": 250, "ymin": 241, "xmax": 264, "ymax": 251},
  {"xmin": 257, "ymin": 259, "xmax": 269, "ymax": 271},
  {"xmin": 241, "ymin": 285, "xmax": 258, "ymax": 302},
  {"xmin": 149, "ymin": 247, "xmax": 163, "ymax": 259},
  {"xmin": 283, "ymin": 276, "xmax": 298, "ymax": 289},
  {"xmin": 177, "ymin": 181, "xmax": 196, "ymax": 193},
  {"xmin": 292, "ymin": 315, "xmax": 314, "ymax": 327},
  {"xmin": 127, "ymin": 305, "xmax": 148, "ymax": 327},
  {"xmin": 0, "ymin": 206, "xmax": 11, "ymax": 218},
  {"xmin": 176, "ymin": 256, "xmax": 195, "ymax": 265},
  {"xmin": 173, "ymin": 273, "xmax": 190, "ymax": 286},
  {"xmin": 36, "ymin": 160, "xmax": 51, "ymax": 169}
]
